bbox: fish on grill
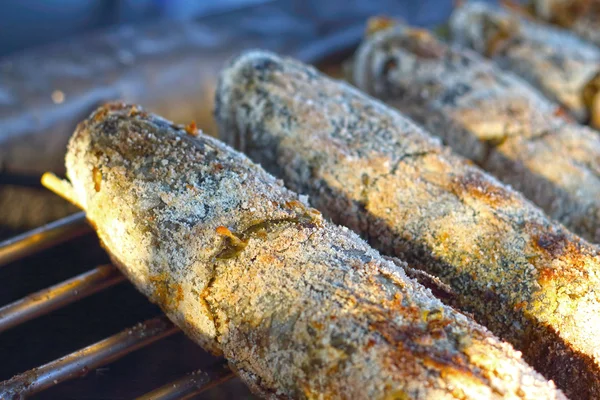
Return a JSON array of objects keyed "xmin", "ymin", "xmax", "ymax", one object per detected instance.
[
  {"xmin": 450, "ymin": 1, "xmax": 600, "ymax": 128},
  {"xmin": 215, "ymin": 50, "xmax": 600, "ymax": 400},
  {"xmin": 529, "ymin": 0, "xmax": 600, "ymax": 47},
  {"xmin": 351, "ymin": 23, "xmax": 600, "ymax": 245},
  {"xmin": 64, "ymin": 103, "xmax": 563, "ymax": 399}
]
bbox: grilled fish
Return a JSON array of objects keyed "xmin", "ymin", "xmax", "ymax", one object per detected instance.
[
  {"xmin": 216, "ymin": 50, "xmax": 600, "ymax": 400},
  {"xmin": 530, "ymin": 0, "xmax": 600, "ymax": 47},
  {"xmin": 64, "ymin": 103, "xmax": 563, "ymax": 399},
  {"xmin": 450, "ymin": 1, "xmax": 600, "ymax": 127},
  {"xmin": 352, "ymin": 23, "xmax": 600, "ymax": 245}
]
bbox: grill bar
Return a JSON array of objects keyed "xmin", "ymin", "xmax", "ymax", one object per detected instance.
[
  {"xmin": 0, "ymin": 212, "xmax": 89, "ymax": 267},
  {"xmin": 136, "ymin": 362, "xmax": 233, "ymax": 400},
  {"xmin": 0, "ymin": 264, "xmax": 125, "ymax": 333},
  {"xmin": 0, "ymin": 315, "xmax": 178, "ymax": 398}
]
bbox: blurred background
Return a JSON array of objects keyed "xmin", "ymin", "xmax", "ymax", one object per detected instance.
[
  {"xmin": 0, "ymin": 0, "xmax": 461, "ymax": 57},
  {"xmin": 0, "ymin": 1, "xmax": 494, "ymax": 399},
  {"xmin": 0, "ymin": 0, "xmax": 487, "ymax": 238}
]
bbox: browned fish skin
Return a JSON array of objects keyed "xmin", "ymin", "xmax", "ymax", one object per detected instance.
[
  {"xmin": 215, "ymin": 51, "xmax": 600, "ymax": 400},
  {"xmin": 65, "ymin": 103, "xmax": 563, "ymax": 399},
  {"xmin": 352, "ymin": 24, "xmax": 600, "ymax": 245},
  {"xmin": 531, "ymin": 0, "xmax": 600, "ymax": 47},
  {"xmin": 450, "ymin": 1, "xmax": 600, "ymax": 124}
]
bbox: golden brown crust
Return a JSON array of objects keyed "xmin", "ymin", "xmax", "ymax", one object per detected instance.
[
  {"xmin": 66, "ymin": 103, "xmax": 564, "ymax": 399},
  {"xmin": 353, "ymin": 24, "xmax": 600, "ymax": 245},
  {"xmin": 215, "ymin": 50, "xmax": 599, "ymax": 399}
]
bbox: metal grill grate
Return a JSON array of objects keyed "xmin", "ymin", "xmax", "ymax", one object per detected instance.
[{"xmin": 0, "ymin": 189, "xmax": 235, "ymax": 399}]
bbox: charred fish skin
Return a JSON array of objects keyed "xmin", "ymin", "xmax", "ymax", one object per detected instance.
[
  {"xmin": 216, "ymin": 50, "xmax": 600, "ymax": 400},
  {"xmin": 352, "ymin": 24, "xmax": 600, "ymax": 245},
  {"xmin": 531, "ymin": 0, "xmax": 600, "ymax": 48},
  {"xmin": 450, "ymin": 1, "xmax": 600, "ymax": 125},
  {"xmin": 65, "ymin": 103, "xmax": 564, "ymax": 400}
]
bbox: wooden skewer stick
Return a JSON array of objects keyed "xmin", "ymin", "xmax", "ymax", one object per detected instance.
[{"xmin": 41, "ymin": 172, "xmax": 83, "ymax": 210}]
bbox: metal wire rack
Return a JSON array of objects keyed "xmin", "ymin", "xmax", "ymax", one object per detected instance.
[{"xmin": 0, "ymin": 192, "xmax": 235, "ymax": 399}]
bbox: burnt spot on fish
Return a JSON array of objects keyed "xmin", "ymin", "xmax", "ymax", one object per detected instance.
[
  {"xmin": 452, "ymin": 170, "xmax": 514, "ymax": 207},
  {"xmin": 535, "ymin": 231, "xmax": 568, "ymax": 258},
  {"xmin": 525, "ymin": 222, "xmax": 590, "ymax": 285},
  {"xmin": 369, "ymin": 310, "xmax": 490, "ymax": 389}
]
